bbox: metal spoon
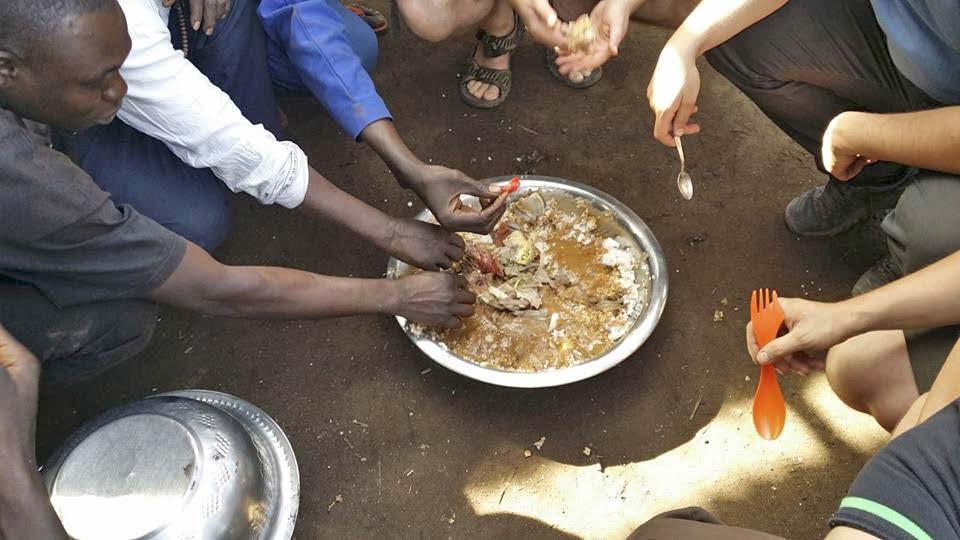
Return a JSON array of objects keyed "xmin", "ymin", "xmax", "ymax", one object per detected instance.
[{"xmin": 674, "ymin": 135, "xmax": 694, "ymax": 200}]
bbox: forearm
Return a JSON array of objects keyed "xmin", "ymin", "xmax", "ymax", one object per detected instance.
[
  {"xmin": 666, "ymin": 0, "xmax": 787, "ymax": 56},
  {"xmin": 840, "ymin": 250, "xmax": 960, "ymax": 335},
  {"xmin": 0, "ymin": 462, "xmax": 66, "ymax": 539},
  {"xmin": 154, "ymin": 254, "xmax": 399, "ymax": 319},
  {"xmin": 359, "ymin": 119, "xmax": 424, "ymax": 188},
  {"xmin": 298, "ymin": 167, "xmax": 397, "ymax": 249},
  {"xmin": 919, "ymin": 340, "xmax": 960, "ymax": 423},
  {"xmin": 836, "ymin": 108, "xmax": 960, "ymax": 175}
]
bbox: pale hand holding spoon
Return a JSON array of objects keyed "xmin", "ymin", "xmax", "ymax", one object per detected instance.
[{"xmin": 674, "ymin": 135, "xmax": 694, "ymax": 200}]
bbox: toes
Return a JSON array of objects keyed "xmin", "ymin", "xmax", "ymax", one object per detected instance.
[
  {"xmin": 474, "ymin": 82, "xmax": 490, "ymax": 98},
  {"xmin": 483, "ymin": 84, "xmax": 501, "ymax": 101},
  {"xmin": 467, "ymin": 80, "xmax": 484, "ymax": 98}
]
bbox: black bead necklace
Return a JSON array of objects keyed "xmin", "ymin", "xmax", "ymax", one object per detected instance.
[{"xmin": 173, "ymin": 0, "xmax": 190, "ymax": 57}]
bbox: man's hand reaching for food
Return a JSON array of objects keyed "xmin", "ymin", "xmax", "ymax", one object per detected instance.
[
  {"xmin": 554, "ymin": 0, "xmax": 632, "ymax": 76},
  {"xmin": 385, "ymin": 219, "xmax": 467, "ymax": 271},
  {"xmin": 392, "ymin": 273, "xmax": 476, "ymax": 328},
  {"xmin": 400, "ymin": 164, "xmax": 510, "ymax": 234}
]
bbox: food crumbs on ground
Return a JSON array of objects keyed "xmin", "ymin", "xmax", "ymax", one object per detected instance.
[
  {"xmin": 406, "ymin": 191, "xmax": 651, "ymax": 372},
  {"xmin": 420, "ymin": 368, "xmax": 432, "ymax": 375},
  {"xmin": 713, "ymin": 309, "xmax": 725, "ymax": 322},
  {"xmin": 327, "ymin": 494, "xmax": 343, "ymax": 512},
  {"xmin": 582, "ymin": 446, "xmax": 592, "ymax": 457},
  {"xmin": 523, "ymin": 449, "xmax": 532, "ymax": 458},
  {"xmin": 534, "ymin": 436, "xmax": 546, "ymax": 450},
  {"xmin": 745, "ymin": 375, "xmax": 751, "ymax": 382}
]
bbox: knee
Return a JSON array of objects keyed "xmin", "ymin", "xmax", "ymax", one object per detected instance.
[
  {"xmin": 825, "ymin": 340, "xmax": 867, "ymax": 410},
  {"xmin": 396, "ymin": 0, "xmax": 459, "ymax": 42},
  {"xmin": 170, "ymin": 185, "xmax": 233, "ymax": 252},
  {"xmin": 894, "ymin": 175, "xmax": 960, "ymax": 273},
  {"xmin": 40, "ymin": 300, "xmax": 159, "ymax": 391},
  {"xmin": 353, "ymin": 23, "xmax": 379, "ymax": 72}
]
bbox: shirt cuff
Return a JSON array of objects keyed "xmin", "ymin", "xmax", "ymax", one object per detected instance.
[
  {"xmin": 337, "ymin": 96, "xmax": 393, "ymax": 141},
  {"xmin": 273, "ymin": 142, "xmax": 310, "ymax": 209}
]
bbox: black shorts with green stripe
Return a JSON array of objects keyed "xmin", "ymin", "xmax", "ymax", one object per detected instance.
[{"xmin": 829, "ymin": 399, "xmax": 960, "ymax": 540}]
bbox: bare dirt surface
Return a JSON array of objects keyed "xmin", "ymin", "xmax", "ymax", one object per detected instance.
[{"xmin": 37, "ymin": 11, "xmax": 894, "ymax": 540}]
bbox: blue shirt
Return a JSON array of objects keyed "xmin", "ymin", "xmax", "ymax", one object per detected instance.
[
  {"xmin": 870, "ymin": 0, "xmax": 960, "ymax": 105},
  {"xmin": 258, "ymin": 0, "xmax": 392, "ymax": 139}
]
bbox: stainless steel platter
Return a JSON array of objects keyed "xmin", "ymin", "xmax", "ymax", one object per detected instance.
[
  {"xmin": 386, "ymin": 175, "xmax": 669, "ymax": 388},
  {"xmin": 42, "ymin": 390, "xmax": 299, "ymax": 540}
]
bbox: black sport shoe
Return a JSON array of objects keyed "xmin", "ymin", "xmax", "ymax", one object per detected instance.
[
  {"xmin": 784, "ymin": 182, "xmax": 903, "ymax": 237},
  {"xmin": 852, "ymin": 255, "xmax": 903, "ymax": 297}
]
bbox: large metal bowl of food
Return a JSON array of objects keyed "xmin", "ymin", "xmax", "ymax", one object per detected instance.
[
  {"xmin": 42, "ymin": 390, "xmax": 299, "ymax": 540},
  {"xmin": 387, "ymin": 175, "xmax": 668, "ymax": 388}
]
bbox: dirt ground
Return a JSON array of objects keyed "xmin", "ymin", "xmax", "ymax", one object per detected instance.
[{"xmin": 37, "ymin": 10, "xmax": 897, "ymax": 540}]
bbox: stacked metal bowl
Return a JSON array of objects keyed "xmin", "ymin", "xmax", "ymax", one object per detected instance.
[{"xmin": 42, "ymin": 390, "xmax": 299, "ymax": 540}]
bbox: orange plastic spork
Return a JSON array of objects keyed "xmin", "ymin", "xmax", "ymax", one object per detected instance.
[{"xmin": 750, "ymin": 289, "xmax": 787, "ymax": 440}]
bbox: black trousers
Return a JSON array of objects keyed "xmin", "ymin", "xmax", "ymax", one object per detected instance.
[
  {"xmin": 704, "ymin": 0, "xmax": 940, "ymax": 190},
  {"xmin": 0, "ymin": 280, "xmax": 157, "ymax": 391}
]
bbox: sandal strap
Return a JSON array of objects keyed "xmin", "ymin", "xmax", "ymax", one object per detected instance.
[
  {"xmin": 462, "ymin": 60, "xmax": 512, "ymax": 95},
  {"xmin": 475, "ymin": 12, "xmax": 525, "ymax": 58}
]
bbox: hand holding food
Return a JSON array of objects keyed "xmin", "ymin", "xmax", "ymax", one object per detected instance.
[
  {"xmin": 403, "ymin": 164, "xmax": 509, "ymax": 234},
  {"xmin": 392, "ymin": 272, "xmax": 476, "ymax": 328},
  {"xmin": 554, "ymin": 0, "xmax": 632, "ymax": 76},
  {"xmin": 384, "ymin": 218, "xmax": 467, "ymax": 271}
]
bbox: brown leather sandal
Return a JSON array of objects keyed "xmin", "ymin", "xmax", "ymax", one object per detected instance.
[{"xmin": 459, "ymin": 12, "xmax": 525, "ymax": 109}]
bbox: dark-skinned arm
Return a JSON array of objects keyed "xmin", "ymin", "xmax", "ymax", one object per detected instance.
[
  {"xmin": 297, "ymin": 165, "xmax": 468, "ymax": 271},
  {"xmin": 0, "ymin": 325, "xmax": 68, "ymax": 539},
  {"xmin": 150, "ymin": 243, "xmax": 475, "ymax": 328},
  {"xmin": 358, "ymin": 120, "xmax": 509, "ymax": 234}
]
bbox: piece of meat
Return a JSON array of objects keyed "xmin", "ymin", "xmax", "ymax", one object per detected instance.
[
  {"xmin": 492, "ymin": 222, "xmax": 511, "ymax": 247},
  {"xmin": 466, "ymin": 247, "xmax": 503, "ymax": 276}
]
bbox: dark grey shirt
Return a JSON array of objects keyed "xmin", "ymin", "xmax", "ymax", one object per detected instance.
[{"xmin": 0, "ymin": 107, "xmax": 186, "ymax": 307}]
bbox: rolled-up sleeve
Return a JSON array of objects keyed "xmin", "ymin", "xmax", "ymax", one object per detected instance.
[
  {"xmin": 116, "ymin": 0, "xmax": 309, "ymax": 208},
  {"xmin": 258, "ymin": 0, "xmax": 392, "ymax": 140}
]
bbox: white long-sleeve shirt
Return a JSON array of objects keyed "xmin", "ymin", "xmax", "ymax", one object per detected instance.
[{"xmin": 116, "ymin": 0, "xmax": 309, "ymax": 208}]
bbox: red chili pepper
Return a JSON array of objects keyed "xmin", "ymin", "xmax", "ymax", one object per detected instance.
[{"xmin": 501, "ymin": 176, "xmax": 521, "ymax": 194}]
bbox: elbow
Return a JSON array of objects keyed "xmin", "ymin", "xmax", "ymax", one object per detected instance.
[{"xmin": 193, "ymin": 266, "xmax": 268, "ymax": 318}]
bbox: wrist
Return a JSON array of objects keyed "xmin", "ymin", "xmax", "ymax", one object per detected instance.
[
  {"xmin": 666, "ymin": 27, "xmax": 703, "ymax": 59},
  {"xmin": 379, "ymin": 278, "xmax": 405, "ymax": 316},
  {"xmin": 835, "ymin": 296, "xmax": 875, "ymax": 339},
  {"xmin": 394, "ymin": 159, "xmax": 429, "ymax": 190}
]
